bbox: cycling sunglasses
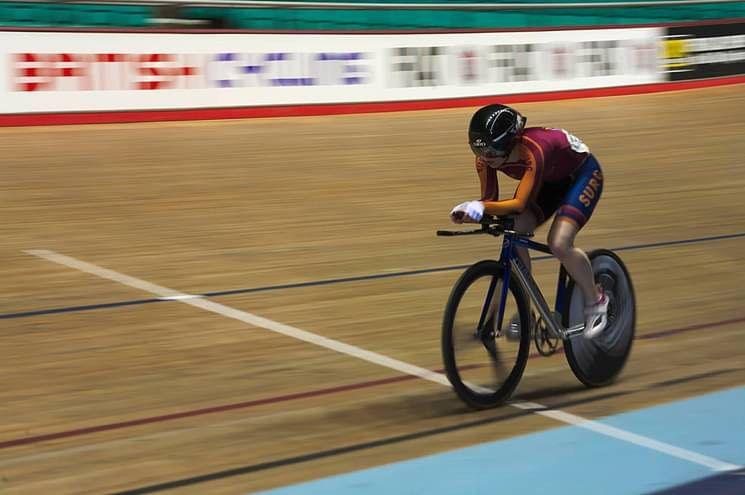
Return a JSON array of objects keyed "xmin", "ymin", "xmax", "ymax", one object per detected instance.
[{"xmin": 469, "ymin": 139, "xmax": 509, "ymax": 159}]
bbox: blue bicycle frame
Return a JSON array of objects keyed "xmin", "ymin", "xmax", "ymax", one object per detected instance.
[
  {"xmin": 478, "ymin": 224, "xmax": 580, "ymax": 341},
  {"xmin": 437, "ymin": 217, "xmax": 586, "ymax": 340}
]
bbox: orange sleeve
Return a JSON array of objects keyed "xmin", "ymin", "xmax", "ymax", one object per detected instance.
[{"xmin": 482, "ymin": 147, "xmax": 541, "ymax": 216}]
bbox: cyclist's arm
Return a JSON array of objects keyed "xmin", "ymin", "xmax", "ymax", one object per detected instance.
[{"xmin": 482, "ymin": 149, "xmax": 541, "ymax": 216}]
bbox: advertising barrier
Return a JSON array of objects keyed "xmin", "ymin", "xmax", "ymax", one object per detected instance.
[
  {"xmin": 3, "ymin": 29, "xmax": 660, "ymax": 115},
  {"xmin": 2, "ymin": 21, "xmax": 745, "ymax": 125},
  {"xmin": 663, "ymin": 22, "xmax": 745, "ymax": 80}
]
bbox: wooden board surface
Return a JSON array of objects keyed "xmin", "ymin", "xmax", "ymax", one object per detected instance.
[{"xmin": 1, "ymin": 84, "xmax": 744, "ymax": 494}]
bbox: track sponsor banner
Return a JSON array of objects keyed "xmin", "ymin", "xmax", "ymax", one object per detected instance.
[
  {"xmin": 664, "ymin": 22, "xmax": 745, "ymax": 80},
  {"xmin": 1, "ymin": 29, "xmax": 661, "ymax": 114}
]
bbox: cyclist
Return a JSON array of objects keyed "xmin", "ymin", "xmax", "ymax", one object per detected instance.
[{"xmin": 450, "ymin": 103, "xmax": 608, "ymax": 338}]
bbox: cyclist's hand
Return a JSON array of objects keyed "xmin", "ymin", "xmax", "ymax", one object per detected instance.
[
  {"xmin": 450, "ymin": 201, "xmax": 484, "ymax": 223},
  {"xmin": 450, "ymin": 201, "xmax": 468, "ymax": 223}
]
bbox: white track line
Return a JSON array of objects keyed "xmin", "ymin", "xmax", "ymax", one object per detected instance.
[
  {"xmin": 25, "ymin": 250, "xmax": 449, "ymax": 387},
  {"xmin": 25, "ymin": 249, "xmax": 741, "ymax": 473},
  {"xmin": 158, "ymin": 294, "xmax": 204, "ymax": 301}
]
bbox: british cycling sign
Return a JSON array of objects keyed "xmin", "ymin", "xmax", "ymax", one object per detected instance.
[{"xmin": 1, "ymin": 28, "xmax": 661, "ymax": 114}]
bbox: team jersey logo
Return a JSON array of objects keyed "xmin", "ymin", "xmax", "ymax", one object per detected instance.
[{"xmin": 579, "ymin": 169, "xmax": 603, "ymax": 207}]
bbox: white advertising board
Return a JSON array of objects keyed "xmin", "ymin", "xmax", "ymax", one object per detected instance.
[{"xmin": 1, "ymin": 28, "xmax": 662, "ymax": 113}]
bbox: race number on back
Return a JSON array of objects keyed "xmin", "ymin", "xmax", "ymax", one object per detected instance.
[{"xmin": 552, "ymin": 128, "xmax": 589, "ymax": 153}]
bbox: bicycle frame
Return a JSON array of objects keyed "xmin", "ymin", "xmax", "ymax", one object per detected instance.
[
  {"xmin": 437, "ymin": 217, "xmax": 586, "ymax": 340},
  {"xmin": 487, "ymin": 226, "xmax": 585, "ymax": 341}
]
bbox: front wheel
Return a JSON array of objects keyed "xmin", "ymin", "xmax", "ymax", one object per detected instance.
[
  {"xmin": 562, "ymin": 249, "xmax": 636, "ymax": 387},
  {"xmin": 441, "ymin": 260, "xmax": 531, "ymax": 409}
]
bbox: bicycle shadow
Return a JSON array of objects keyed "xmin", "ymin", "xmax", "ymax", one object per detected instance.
[
  {"xmin": 513, "ymin": 383, "xmax": 589, "ymax": 402},
  {"xmin": 353, "ymin": 381, "xmax": 628, "ymax": 421}
]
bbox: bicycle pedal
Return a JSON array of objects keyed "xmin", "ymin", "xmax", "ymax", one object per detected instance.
[{"xmin": 565, "ymin": 323, "xmax": 585, "ymax": 339}]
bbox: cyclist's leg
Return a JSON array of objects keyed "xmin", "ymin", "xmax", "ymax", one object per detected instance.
[
  {"xmin": 548, "ymin": 155, "xmax": 604, "ymax": 301},
  {"xmin": 507, "ymin": 198, "xmax": 555, "ymax": 339},
  {"xmin": 548, "ymin": 155, "xmax": 607, "ymax": 335},
  {"xmin": 548, "ymin": 218, "xmax": 597, "ymax": 302},
  {"xmin": 518, "ymin": 174, "xmax": 572, "ymax": 273},
  {"xmin": 514, "ymin": 209, "xmax": 539, "ymax": 273}
]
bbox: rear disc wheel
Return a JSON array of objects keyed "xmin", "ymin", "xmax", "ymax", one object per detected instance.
[{"xmin": 562, "ymin": 249, "xmax": 636, "ymax": 387}]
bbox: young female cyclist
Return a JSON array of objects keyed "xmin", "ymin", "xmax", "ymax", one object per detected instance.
[{"xmin": 450, "ymin": 103, "xmax": 608, "ymax": 338}]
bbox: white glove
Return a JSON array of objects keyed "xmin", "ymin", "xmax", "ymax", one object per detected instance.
[
  {"xmin": 450, "ymin": 200, "xmax": 484, "ymax": 222},
  {"xmin": 464, "ymin": 201, "xmax": 485, "ymax": 221}
]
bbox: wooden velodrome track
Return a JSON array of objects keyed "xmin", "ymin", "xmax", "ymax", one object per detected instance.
[{"xmin": 1, "ymin": 84, "xmax": 744, "ymax": 494}]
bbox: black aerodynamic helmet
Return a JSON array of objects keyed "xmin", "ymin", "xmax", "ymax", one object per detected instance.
[{"xmin": 468, "ymin": 104, "xmax": 526, "ymax": 159}]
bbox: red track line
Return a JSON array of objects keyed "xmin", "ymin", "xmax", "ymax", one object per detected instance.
[
  {"xmin": 1, "ymin": 315, "xmax": 743, "ymax": 450},
  {"xmin": 3, "ymin": 76, "xmax": 745, "ymax": 127},
  {"xmin": 0, "ymin": 374, "xmax": 414, "ymax": 450},
  {"xmin": 636, "ymin": 316, "xmax": 745, "ymax": 340}
]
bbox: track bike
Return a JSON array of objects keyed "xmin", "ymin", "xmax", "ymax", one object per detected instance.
[{"xmin": 438, "ymin": 215, "xmax": 635, "ymax": 409}]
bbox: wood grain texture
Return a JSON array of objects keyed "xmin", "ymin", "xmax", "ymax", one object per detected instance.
[{"xmin": 0, "ymin": 84, "xmax": 744, "ymax": 494}]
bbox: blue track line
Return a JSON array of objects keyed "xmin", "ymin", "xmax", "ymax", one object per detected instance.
[
  {"xmin": 4, "ymin": 231, "xmax": 745, "ymax": 321},
  {"xmin": 0, "ymin": 298, "xmax": 163, "ymax": 320},
  {"xmin": 201, "ymin": 265, "xmax": 463, "ymax": 298},
  {"xmin": 197, "ymin": 231, "xmax": 745, "ymax": 296}
]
